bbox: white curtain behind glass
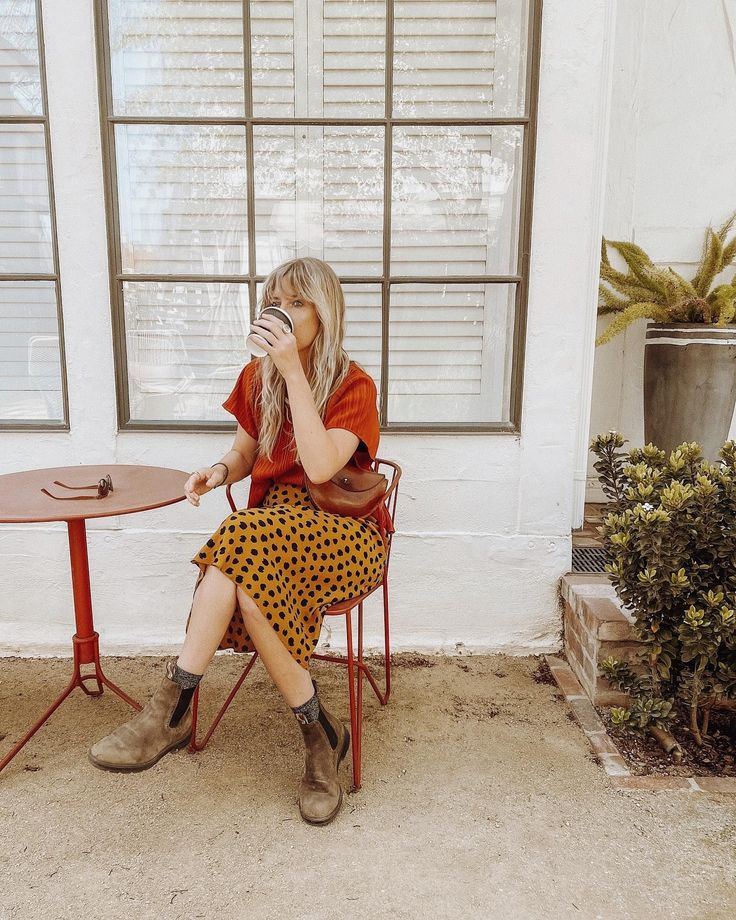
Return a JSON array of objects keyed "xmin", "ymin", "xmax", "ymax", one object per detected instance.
[
  {"xmin": 0, "ymin": 0, "xmax": 64, "ymax": 422},
  {"xmin": 107, "ymin": 0, "xmax": 529, "ymax": 425}
]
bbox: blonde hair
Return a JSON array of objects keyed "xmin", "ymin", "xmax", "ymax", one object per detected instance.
[{"xmin": 254, "ymin": 257, "xmax": 364, "ymax": 463}]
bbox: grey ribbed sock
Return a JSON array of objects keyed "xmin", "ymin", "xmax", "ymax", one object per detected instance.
[
  {"xmin": 172, "ymin": 661, "xmax": 203, "ymax": 689},
  {"xmin": 292, "ymin": 681, "xmax": 338, "ymax": 750},
  {"xmin": 168, "ymin": 661, "xmax": 203, "ymax": 729},
  {"xmin": 292, "ymin": 682, "xmax": 320, "ymax": 724}
]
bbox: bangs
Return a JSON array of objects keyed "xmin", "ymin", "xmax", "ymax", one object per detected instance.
[{"xmin": 262, "ymin": 261, "xmax": 308, "ymax": 304}]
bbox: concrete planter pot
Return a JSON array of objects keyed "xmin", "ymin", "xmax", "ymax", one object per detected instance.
[{"xmin": 643, "ymin": 322, "xmax": 736, "ymax": 460}]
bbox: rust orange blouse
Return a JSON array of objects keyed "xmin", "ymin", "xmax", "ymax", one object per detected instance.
[{"xmin": 221, "ymin": 357, "xmax": 395, "ymax": 545}]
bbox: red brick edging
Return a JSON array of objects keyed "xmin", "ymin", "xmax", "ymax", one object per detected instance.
[{"xmin": 544, "ymin": 654, "xmax": 736, "ymax": 794}]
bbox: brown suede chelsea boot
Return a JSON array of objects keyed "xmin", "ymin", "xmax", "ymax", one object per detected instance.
[
  {"xmin": 88, "ymin": 657, "xmax": 193, "ymax": 772},
  {"xmin": 297, "ymin": 698, "xmax": 350, "ymax": 825}
]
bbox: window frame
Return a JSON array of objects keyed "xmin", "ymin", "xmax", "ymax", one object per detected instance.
[
  {"xmin": 0, "ymin": 0, "xmax": 69, "ymax": 431},
  {"xmin": 94, "ymin": 0, "xmax": 543, "ymax": 433}
]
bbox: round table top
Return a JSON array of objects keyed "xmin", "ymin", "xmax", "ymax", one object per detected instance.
[{"xmin": 0, "ymin": 464, "xmax": 190, "ymax": 523}]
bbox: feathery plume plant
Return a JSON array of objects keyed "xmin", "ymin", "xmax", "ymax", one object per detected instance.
[{"xmin": 596, "ymin": 210, "xmax": 736, "ymax": 346}]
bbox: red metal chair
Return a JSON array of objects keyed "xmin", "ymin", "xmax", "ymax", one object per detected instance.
[{"xmin": 188, "ymin": 457, "xmax": 401, "ymax": 790}]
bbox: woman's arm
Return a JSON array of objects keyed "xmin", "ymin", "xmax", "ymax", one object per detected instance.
[
  {"xmin": 284, "ymin": 366, "xmax": 359, "ymax": 484},
  {"xmin": 248, "ymin": 314, "xmax": 359, "ymax": 482},
  {"xmin": 212, "ymin": 424, "xmax": 258, "ymax": 486},
  {"xmin": 185, "ymin": 425, "xmax": 257, "ymax": 506}
]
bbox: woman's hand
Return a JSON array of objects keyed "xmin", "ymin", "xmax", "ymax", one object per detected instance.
[
  {"xmin": 184, "ymin": 466, "xmax": 227, "ymax": 507},
  {"xmin": 250, "ymin": 314, "xmax": 302, "ymax": 381}
]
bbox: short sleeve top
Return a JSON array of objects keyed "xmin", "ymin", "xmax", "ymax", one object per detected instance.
[{"xmin": 221, "ymin": 358, "xmax": 395, "ymax": 543}]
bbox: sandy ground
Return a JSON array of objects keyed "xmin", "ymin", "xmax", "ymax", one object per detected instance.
[{"xmin": 0, "ymin": 652, "xmax": 735, "ymax": 920}]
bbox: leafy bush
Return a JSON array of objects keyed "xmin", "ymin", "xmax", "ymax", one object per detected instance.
[{"xmin": 589, "ymin": 432, "xmax": 736, "ymax": 745}]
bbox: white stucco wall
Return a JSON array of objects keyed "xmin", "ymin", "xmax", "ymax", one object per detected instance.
[
  {"xmin": 587, "ymin": 0, "xmax": 736, "ymax": 502},
  {"xmin": 0, "ymin": 0, "xmax": 614, "ymax": 658}
]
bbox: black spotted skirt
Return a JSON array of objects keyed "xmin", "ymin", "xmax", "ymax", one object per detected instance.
[{"xmin": 187, "ymin": 482, "xmax": 387, "ymax": 670}]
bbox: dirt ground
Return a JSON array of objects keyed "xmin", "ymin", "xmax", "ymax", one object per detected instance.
[{"xmin": 0, "ymin": 652, "xmax": 734, "ymax": 920}]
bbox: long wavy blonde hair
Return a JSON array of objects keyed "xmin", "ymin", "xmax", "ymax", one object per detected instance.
[{"xmin": 254, "ymin": 257, "xmax": 363, "ymax": 464}]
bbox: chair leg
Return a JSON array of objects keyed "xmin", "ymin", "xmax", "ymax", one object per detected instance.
[
  {"xmin": 357, "ymin": 600, "xmax": 364, "ymax": 784},
  {"xmin": 357, "ymin": 577, "xmax": 392, "ymax": 707},
  {"xmin": 345, "ymin": 609, "xmax": 362, "ymax": 791},
  {"xmin": 188, "ymin": 651, "xmax": 259, "ymax": 753},
  {"xmin": 382, "ymin": 575, "xmax": 391, "ymax": 702}
]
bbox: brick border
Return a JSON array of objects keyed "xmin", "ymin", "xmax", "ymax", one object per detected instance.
[
  {"xmin": 560, "ymin": 574, "xmax": 639, "ymax": 707},
  {"xmin": 544, "ymin": 654, "xmax": 736, "ymax": 794}
]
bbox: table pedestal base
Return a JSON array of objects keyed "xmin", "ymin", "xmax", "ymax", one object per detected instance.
[
  {"xmin": 0, "ymin": 518, "xmax": 143, "ymax": 774},
  {"xmin": 0, "ymin": 633, "xmax": 143, "ymax": 773}
]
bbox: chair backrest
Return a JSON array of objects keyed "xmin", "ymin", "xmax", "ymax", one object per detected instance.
[{"xmin": 371, "ymin": 456, "xmax": 401, "ymax": 555}]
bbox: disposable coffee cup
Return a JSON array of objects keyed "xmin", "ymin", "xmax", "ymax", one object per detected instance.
[{"xmin": 246, "ymin": 306, "xmax": 293, "ymax": 357}]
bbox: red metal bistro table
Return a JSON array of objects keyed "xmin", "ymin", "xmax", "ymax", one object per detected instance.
[{"xmin": 0, "ymin": 464, "xmax": 189, "ymax": 772}]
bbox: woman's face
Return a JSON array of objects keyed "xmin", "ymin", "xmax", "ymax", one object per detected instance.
[{"xmin": 264, "ymin": 279, "xmax": 320, "ymax": 360}]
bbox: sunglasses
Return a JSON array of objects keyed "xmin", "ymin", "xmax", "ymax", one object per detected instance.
[{"xmin": 42, "ymin": 474, "xmax": 114, "ymax": 501}]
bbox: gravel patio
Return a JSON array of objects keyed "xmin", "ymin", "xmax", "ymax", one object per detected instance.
[{"xmin": 1, "ymin": 652, "xmax": 734, "ymax": 920}]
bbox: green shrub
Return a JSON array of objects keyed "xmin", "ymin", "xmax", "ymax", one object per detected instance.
[{"xmin": 589, "ymin": 432, "xmax": 736, "ymax": 744}]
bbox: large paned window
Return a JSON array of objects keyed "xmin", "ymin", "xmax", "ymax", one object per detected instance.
[
  {"xmin": 0, "ymin": 0, "xmax": 67, "ymax": 427},
  {"xmin": 97, "ymin": 0, "xmax": 540, "ymax": 430}
]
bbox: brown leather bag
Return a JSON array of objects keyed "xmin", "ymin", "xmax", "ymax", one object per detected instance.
[{"xmin": 304, "ymin": 459, "xmax": 388, "ymax": 518}]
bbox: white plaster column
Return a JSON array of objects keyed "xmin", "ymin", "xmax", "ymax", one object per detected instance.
[{"xmin": 570, "ymin": 0, "xmax": 619, "ymax": 529}]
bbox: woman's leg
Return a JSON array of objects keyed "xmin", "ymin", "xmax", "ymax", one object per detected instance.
[
  {"xmin": 235, "ymin": 586, "xmax": 348, "ymax": 826},
  {"xmin": 87, "ymin": 565, "xmax": 236, "ymax": 771},
  {"xmin": 176, "ymin": 564, "xmax": 238, "ymax": 675},
  {"xmin": 235, "ymin": 586, "xmax": 315, "ymax": 708},
  {"xmin": 177, "ymin": 564, "xmax": 312, "ymax": 709}
]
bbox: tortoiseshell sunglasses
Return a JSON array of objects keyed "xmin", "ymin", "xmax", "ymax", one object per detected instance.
[{"xmin": 41, "ymin": 474, "xmax": 114, "ymax": 501}]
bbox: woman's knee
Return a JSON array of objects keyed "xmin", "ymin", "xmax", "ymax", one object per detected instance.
[
  {"xmin": 205, "ymin": 563, "xmax": 236, "ymax": 589},
  {"xmin": 236, "ymin": 586, "xmax": 261, "ymax": 618}
]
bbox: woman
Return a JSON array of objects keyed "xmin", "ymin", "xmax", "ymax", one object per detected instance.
[{"xmin": 87, "ymin": 257, "xmax": 394, "ymax": 826}]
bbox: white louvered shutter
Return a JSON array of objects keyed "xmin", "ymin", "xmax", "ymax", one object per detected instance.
[
  {"xmin": 109, "ymin": 1, "xmax": 249, "ymax": 420},
  {"xmin": 0, "ymin": 0, "xmax": 63, "ymax": 422},
  {"xmin": 387, "ymin": 0, "xmax": 526, "ymax": 424},
  {"xmin": 107, "ymin": 0, "xmax": 529, "ymax": 425}
]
